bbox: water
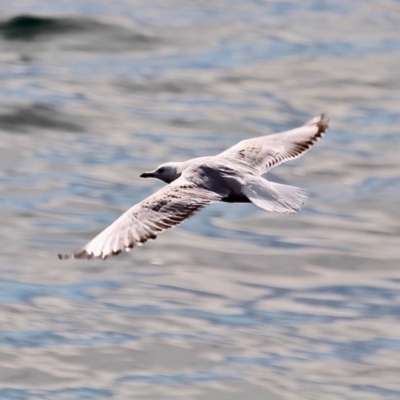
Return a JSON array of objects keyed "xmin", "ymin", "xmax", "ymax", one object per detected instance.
[{"xmin": 0, "ymin": 1, "xmax": 399, "ymax": 399}]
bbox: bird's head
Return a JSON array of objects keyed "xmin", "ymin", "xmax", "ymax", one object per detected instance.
[{"xmin": 140, "ymin": 162, "xmax": 184, "ymax": 184}]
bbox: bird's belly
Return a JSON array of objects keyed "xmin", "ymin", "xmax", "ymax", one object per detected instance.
[{"xmin": 221, "ymin": 192, "xmax": 251, "ymax": 203}]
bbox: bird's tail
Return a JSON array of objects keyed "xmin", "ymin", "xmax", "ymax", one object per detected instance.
[{"xmin": 241, "ymin": 176, "xmax": 307, "ymax": 214}]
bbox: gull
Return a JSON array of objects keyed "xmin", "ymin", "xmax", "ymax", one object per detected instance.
[{"xmin": 58, "ymin": 113, "xmax": 329, "ymax": 260}]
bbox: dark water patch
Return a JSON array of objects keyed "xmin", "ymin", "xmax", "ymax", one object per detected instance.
[
  {"xmin": 104, "ymin": 302, "xmax": 256, "ymax": 327},
  {"xmin": 0, "ymin": 86, "xmax": 85, "ymax": 105},
  {"xmin": 138, "ymin": 38, "xmax": 400, "ymax": 74},
  {"xmin": 237, "ymin": 283, "xmax": 400, "ymax": 322},
  {"xmin": 114, "ymin": 78, "xmax": 207, "ymax": 95},
  {"xmin": 249, "ymin": 309, "xmax": 348, "ymax": 325},
  {"xmin": 0, "ymin": 279, "xmax": 120, "ymax": 304},
  {"xmin": 0, "ymin": 14, "xmax": 153, "ymax": 41},
  {"xmin": 151, "ymin": 331, "xmax": 225, "ymax": 344},
  {"xmin": 330, "ymin": 338, "xmax": 400, "ymax": 362},
  {"xmin": 38, "ymin": 387, "xmax": 113, "ymax": 400},
  {"xmin": 156, "ymin": 284, "xmax": 226, "ymax": 300},
  {"xmin": 226, "ymin": 353, "xmax": 296, "ymax": 372},
  {"xmin": 241, "ymin": 282, "xmax": 400, "ymax": 308},
  {"xmin": 118, "ymin": 371, "xmax": 232, "ymax": 385},
  {"xmin": 0, "ymin": 15, "xmax": 87, "ymax": 40},
  {"xmin": 63, "ymin": 38, "xmax": 311, "ymax": 78},
  {"xmin": 312, "ymin": 284, "xmax": 399, "ymax": 300},
  {"xmin": 238, "ymin": 283, "xmax": 291, "ymax": 299},
  {"xmin": 354, "ymin": 176, "xmax": 400, "ymax": 198},
  {"xmin": 0, "ymin": 389, "xmax": 30, "ymax": 400},
  {"xmin": 0, "ymin": 103, "xmax": 84, "ymax": 133},
  {"xmin": 0, "ymin": 329, "xmax": 139, "ymax": 348},
  {"xmin": 227, "ymin": 338, "xmax": 400, "ymax": 372},
  {"xmin": 351, "ymin": 384, "xmax": 400, "ymax": 398},
  {"xmin": 0, "ymin": 14, "xmax": 159, "ymax": 53},
  {"xmin": 294, "ymin": 296, "xmax": 348, "ymax": 310},
  {"xmin": 346, "ymin": 107, "xmax": 400, "ymax": 127},
  {"xmin": 0, "ymin": 388, "xmax": 111, "ymax": 400},
  {"xmin": 297, "ymin": 338, "xmax": 393, "ymax": 363},
  {"xmin": 110, "ymin": 301, "xmax": 347, "ymax": 327},
  {"xmin": 181, "ymin": 213, "xmax": 313, "ymax": 250}
]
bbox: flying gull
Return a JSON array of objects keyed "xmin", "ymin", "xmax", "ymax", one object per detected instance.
[{"xmin": 58, "ymin": 113, "xmax": 329, "ymax": 260}]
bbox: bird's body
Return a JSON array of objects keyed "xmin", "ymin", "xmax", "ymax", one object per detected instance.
[{"xmin": 58, "ymin": 114, "xmax": 329, "ymax": 260}]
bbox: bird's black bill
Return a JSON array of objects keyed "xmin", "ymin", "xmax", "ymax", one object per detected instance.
[{"xmin": 140, "ymin": 172, "xmax": 156, "ymax": 178}]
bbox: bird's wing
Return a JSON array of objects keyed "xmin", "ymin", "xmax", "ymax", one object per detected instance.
[
  {"xmin": 218, "ymin": 113, "xmax": 329, "ymax": 175},
  {"xmin": 58, "ymin": 178, "xmax": 221, "ymax": 260}
]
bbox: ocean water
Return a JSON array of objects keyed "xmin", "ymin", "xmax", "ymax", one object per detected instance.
[{"xmin": 0, "ymin": 1, "xmax": 399, "ymax": 399}]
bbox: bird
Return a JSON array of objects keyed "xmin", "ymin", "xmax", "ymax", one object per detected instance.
[{"xmin": 58, "ymin": 113, "xmax": 329, "ymax": 260}]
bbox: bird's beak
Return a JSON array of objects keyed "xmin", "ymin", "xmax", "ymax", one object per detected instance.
[{"xmin": 140, "ymin": 171, "xmax": 156, "ymax": 179}]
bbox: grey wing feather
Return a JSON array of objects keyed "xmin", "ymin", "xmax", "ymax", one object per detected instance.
[
  {"xmin": 218, "ymin": 113, "xmax": 329, "ymax": 175},
  {"xmin": 58, "ymin": 179, "xmax": 221, "ymax": 260}
]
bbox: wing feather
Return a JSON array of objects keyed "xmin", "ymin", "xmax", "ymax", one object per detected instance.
[
  {"xmin": 219, "ymin": 113, "xmax": 329, "ymax": 175},
  {"xmin": 58, "ymin": 179, "xmax": 221, "ymax": 260}
]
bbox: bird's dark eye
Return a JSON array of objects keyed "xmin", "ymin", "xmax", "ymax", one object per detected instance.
[{"xmin": 158, "ymin": 167, "xmax": 165, "ymax": 173}]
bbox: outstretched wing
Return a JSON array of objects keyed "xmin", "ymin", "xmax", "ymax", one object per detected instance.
[
  {"xmin": 218, "ymin": 113, "xmax": 329, "ymax": 175},
  {"xmin": 58, "ymin": 179, "xmax": 221, "ymax": 260}
]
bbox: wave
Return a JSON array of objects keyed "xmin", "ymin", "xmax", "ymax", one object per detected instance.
[{"xmin": 0, "ymin": 15, "xmax": 158, "ymax": 52}]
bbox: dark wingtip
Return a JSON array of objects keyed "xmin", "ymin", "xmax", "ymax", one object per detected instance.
[
  {"xmin": 74, "ymin": 249, "xmax": 94, "ymax": 260},
  {"xmin": 57, "ymin": 253, "xmax": 70, "ymax": 260},
  {"xmin": 58, "ymin": 248, "xmax": 123, "ymax": 261},
  {"xmin": 304, "ymin": 113, "xmax": 329, "ymax": 141},
  {"xmin": 57, "ymin": 249, "xmax": 91, "ymax": 260},
  {"xmin": 316, "ymin": 112, "xmax": 330, "ymax": 134}
]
